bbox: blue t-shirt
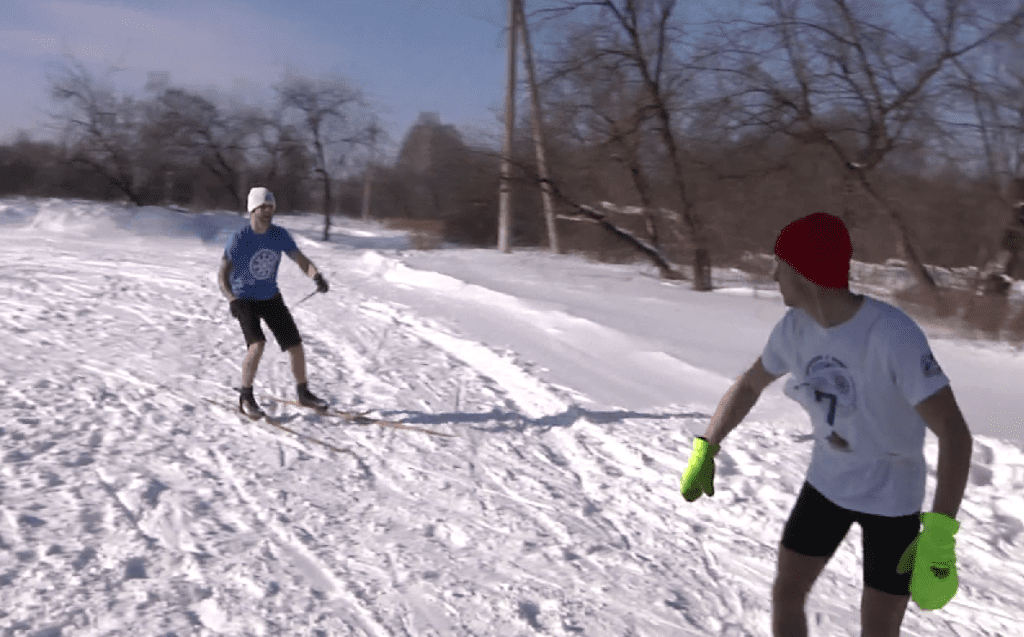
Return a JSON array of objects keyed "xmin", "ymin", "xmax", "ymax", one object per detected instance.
[{"xmin": 223, "ymin": 224, "xmax": 298, "ymax": 301}]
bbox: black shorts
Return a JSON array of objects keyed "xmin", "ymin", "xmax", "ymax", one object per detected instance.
[
  {"xmin": 234, "ymin": 293, "xmax": 302, "ymax": 351},
  {"xmin": 781, "ymin": 481, "xmax": 921, "ymax": 596}
]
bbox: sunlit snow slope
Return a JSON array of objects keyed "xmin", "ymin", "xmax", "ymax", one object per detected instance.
[{"xmin": 1, "ymin": 198, "xmax": 1022, "ymax": 636}]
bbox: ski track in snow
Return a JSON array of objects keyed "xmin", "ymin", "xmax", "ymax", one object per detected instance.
[{"xmin": 0, "ymin": 201, "xmax": 1022, "ymax": 635}]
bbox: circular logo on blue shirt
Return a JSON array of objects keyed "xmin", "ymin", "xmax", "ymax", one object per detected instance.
[{"xmin": 249, "ymin": 249, "xmax": 278, "ymax": 280}]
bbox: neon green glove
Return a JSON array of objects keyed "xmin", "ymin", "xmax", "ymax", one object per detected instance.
[
  {"xmin": 896, "ymin": 512, "xmax": 961, "ymax": 610},
  {"xmin": 680, "ymin": 437, "xmax": 720, "ymax": 502}
]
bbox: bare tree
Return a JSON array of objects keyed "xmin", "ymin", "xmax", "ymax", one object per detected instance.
[
  {"xmin": 706, "ymin": 0, "xmax": 1024, "ymax": 312},
  {"xmin": 277, "ymin": 73, "xmax": 371, "ymax": 240},
  {"xmin": 507, "ymin": 150, "xmax": 680, "ymax": 273},
  {"xmin": 244, "ymin": 106, "xmax": 299, "ymax": 184},
  {"xmin": 542, "ymin": 22, "xmax": 669, "ymax": 251},
  {"xmin": 148, "ymin": 88, "xmax": 252, "ymax": 210},
  {"xmin": 396, "ymin": 112, "xmax": 473, "ymax": 225},
  {"xmin": 539, "ymin": 0, "xmax": 714, "ymax": 288},
  {"xmin": 46, "ymin": 56, "xmax": 147, "ymax": 205},
  {"xmin": 945, "ymin": 35, "xmax": 1024, "ymax": 294}
]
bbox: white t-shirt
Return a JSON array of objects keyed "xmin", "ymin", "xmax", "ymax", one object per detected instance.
[{"xmin": 761, "ymin": 295, "xmax": 950, "ymax": 517}]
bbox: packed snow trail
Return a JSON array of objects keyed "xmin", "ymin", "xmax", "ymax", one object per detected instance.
[{"xmin": 0, "ymin": 199, "xmax": 1022, "ymax": 635}]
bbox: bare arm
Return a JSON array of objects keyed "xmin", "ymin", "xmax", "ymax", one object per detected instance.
[
  {"xmin": 287, "ymin": 249, "xmax": 319, "ymax": 278},
  {"xmin": 915, "ymin": 385, "xmax": 974, "ymax": 519},
  {"xmin": 702, "ymin": 357, "xmax": 780, "ymax": 446},
  {"xmin": 219, "ymin": 256, "xmax": 236, "ymax": 302}
]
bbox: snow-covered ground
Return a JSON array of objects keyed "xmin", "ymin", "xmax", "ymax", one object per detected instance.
[{"xmin": 1, "ymin": 197, "xmax": 1022, "ymax": 636}]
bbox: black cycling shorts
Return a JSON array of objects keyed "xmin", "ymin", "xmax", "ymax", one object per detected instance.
[
  {"xmin": 234, "ymin": 293, "xmax": 302, "ymax": 351},
  {"xmin": 781, "ymin": 481, "xmax": 921, "ymax": 596}
]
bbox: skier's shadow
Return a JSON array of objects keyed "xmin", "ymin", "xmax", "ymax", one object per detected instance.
[{"xmin": 384, "ymin": 406, "xmax": 712, "ymax": 433}]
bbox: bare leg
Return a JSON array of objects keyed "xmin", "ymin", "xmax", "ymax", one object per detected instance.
[
  {"xmin": 860, "ymin": 587, "xmax": 910, "ymax": 637},
  {"xmin": 242, "ymin": 341, "xmax": 266, "ymax": 388},
  {"xmin": 288, "ymin": 344, "xmax": 307, "ymax": 385},
  {"xmin": 772, "ymin": 600, "xmax": 808, "ymax": 637},
  {"xmin": 772, "ymin": 546, "xmax": 831, "ymax": 637}
]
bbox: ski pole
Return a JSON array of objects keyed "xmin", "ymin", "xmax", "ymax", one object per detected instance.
[{"xmin": 296, "ymin": 289, "xmax": 320, "ymax": 306}]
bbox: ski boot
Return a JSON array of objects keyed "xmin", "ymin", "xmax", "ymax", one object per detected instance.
[
  {"xmin": 239, "ymin": 387, "xmax": 266, "ymax": 419},
  {"xmin": 297, "ymin": 382, "xmax": 328, "ymax": 411}
]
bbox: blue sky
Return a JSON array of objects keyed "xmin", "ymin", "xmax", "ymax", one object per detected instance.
[
  {"xmin": 0, "ymin": 0, "xmax": 519, "ymax": 156},
  {"xmin": 3, "ymin": 0, "xmax": 982, "ymax": 166}
]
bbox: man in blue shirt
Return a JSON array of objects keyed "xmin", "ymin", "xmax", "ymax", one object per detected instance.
[{"xmin": 218, "ymin": 187, "xmax": 330, "ymax": 417}]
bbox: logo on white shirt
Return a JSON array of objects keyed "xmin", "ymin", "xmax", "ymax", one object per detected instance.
[{"xmin": 788, "ymin": 355, "xmax": 858, "ymax": 452}]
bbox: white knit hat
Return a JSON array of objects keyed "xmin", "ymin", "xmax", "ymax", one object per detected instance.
[{"xmin": 247, "ymin": 187, "xmax": 275, "ymax": 213}]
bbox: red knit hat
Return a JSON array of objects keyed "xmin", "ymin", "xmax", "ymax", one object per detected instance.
[{"xmin": 774, "ymin": 212, "xmax": 852, "ymax": 289}]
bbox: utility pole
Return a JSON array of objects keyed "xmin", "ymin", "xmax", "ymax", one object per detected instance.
[
  {"xmin": 498, "ymin": 0, "xmax": 518, "ymax": 253},
  {"xmin": 516, "ymin": 0, "xmax": 559, "ymax": 254},
  {"xmin": 361, "ymin": 119, "xmax": 380, "ymax": 221}
]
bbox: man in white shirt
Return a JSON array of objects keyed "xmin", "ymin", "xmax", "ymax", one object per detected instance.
[{"xmin": 680, "ymin": 213, "xmax": 973, "ymax": 636}]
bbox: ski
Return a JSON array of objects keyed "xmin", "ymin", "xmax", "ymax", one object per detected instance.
[
  {"xmin": 201, "ymin": 397, "xmax": 280, "ymax": 423},
  {"xmin": 202, "ymin": 398, "xmax": 358, "ymax": 457},
  {"xmin": 265, "ymin": 396, "xmax": 456, "ymax": 438}
]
